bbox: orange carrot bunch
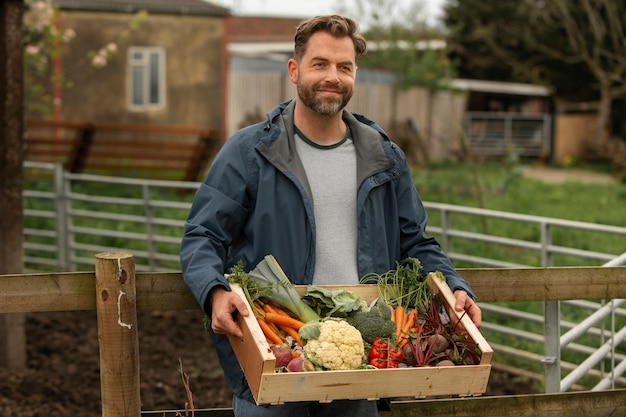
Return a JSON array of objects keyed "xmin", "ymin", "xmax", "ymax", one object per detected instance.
[
  {"xmin": 393, "ymin": 305, "xmax": 417, "ymax": 348},
  {"xmin": 253, "ymin": 301, "xmax": 305, "ymax": 346}
]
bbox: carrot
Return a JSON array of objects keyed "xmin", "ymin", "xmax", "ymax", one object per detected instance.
[
  {"xmin": 264, "ymin": 303, "xmax": 292, "ymax": 318},
  {"xmin": 397, "ymin": 337, "xmax": 408, "ymax": 348},
  {"xmin": 263, "ymin": 303, "xmax": 277, "ymax": 314},
  {"xmin": 266, "ymin": 320, "xmax": 281, "ymax": 335},
  {"xmin": 394, "ymin": 305, "xmax": 405, "ymax": 338},
  {"xmin": 258, "ymin": 318, "xmax": 284, "ymax": 345},
  {"xmin": 264, "ymin": 312, "xmax": 305, "ymax": 330},
  {"xmin": 397, "ymin": 309, "xmax": 417, "ymax": 348},
  {"xmin": 252, "ymin": 301, "xmax": 267, "ymax": 319},
  {"xmin": 273, "ymin": 305, "xmax": 293, "ymax": 317},
  {"xmin": 279, "ymin": 325, "xmax": 303, "ymax": 346},
  {"xmin": 401, "ymin": 309, "xmax": 417, "ymax": 335}
]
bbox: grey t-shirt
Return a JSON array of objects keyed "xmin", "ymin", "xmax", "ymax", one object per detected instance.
[{"xmin": 294, "ymin": 127, "xmax": 359, "ymax": 285}]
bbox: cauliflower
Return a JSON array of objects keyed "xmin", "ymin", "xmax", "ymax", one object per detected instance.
[{"xmin": 298, "ymin": 318, "xmax": 364, "ymax": 370}]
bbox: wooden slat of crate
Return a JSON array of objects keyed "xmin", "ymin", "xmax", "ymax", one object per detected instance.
[
  {"xmin": 227, "ymin": 276, "xmax": 493, "ymax": 405},
  {"xmin": 253, "ymin": 364, "xmax": 491, "ymax": 404}
]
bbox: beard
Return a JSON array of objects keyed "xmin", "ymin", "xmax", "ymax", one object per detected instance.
[{"xmin": 296, "ymin": 80, "xmax": 353, "ymax": 116}]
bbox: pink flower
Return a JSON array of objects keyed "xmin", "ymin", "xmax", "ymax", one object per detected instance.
[
  {"xmin": 62, "ymin": 29, "xmax": 76, "ymax": 42},
  {"xmin": 26, "ymin": 1, "xmax": 54, "ymax": 31},
  {"xmin": 91, "ymin": 54, "xmax": 107, "ymax": 68},
  {"xmin": 25, "ymin": 44, "xmax": 40, "ymax": 55}
]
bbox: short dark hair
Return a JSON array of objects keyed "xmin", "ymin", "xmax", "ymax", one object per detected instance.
[{"xmin": 294, "ymin": 15, "xmax": 367, "ymax": 62}]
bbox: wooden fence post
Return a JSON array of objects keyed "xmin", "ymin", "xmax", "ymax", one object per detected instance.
[{"xmin": 95, "ymin": 252, "xmax": 141, "ymax": 417}]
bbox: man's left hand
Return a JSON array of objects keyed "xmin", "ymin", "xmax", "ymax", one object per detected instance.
[{"xmin": 453, "ymin": 290, "xmax": 482, "ymax": 328}]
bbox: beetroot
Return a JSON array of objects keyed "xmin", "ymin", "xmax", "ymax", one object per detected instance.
[
  {"xmin": 270, "ymin": 344, "xmax": 292, "ymax": 368},
  {"xmin": 401, "ymin": 341, "xmax": 417, "ymax": 366},
  {"xmin": 286, "ymin": 357, "xmax": 315, "ymax": 372},
  {"xmin": 428, "ymin": 334, "xmax": 449, "ymax": 354}
]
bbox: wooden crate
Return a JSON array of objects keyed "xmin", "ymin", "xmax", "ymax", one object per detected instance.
[{"xmin": 227, "ymin": 276, "xmax": 493, "ymax": 405}]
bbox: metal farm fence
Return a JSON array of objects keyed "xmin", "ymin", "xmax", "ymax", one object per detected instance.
[{"xmin": 22, "ymin": 161, "xmax": 626, "ymax": 394}]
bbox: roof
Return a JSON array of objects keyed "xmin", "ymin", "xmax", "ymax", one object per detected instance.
[
  {"xmin": 229, "ymin": 16, "xmax": 302, "ymax": 43},
  {"xmin": 229, "ymin": 39, "xmax": 447, "ymax": 59},
  {"xmin": 52, "ymin": 0, "xmax": 230, "ymax": 16},
  {"xmin": 450, "ymin": 78, "xmax": 552, "ymax": 96}
]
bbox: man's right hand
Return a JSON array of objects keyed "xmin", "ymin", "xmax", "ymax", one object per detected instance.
[{"xmin": 209, "ymin": 286, "xmax": 250, "ymax": 338}]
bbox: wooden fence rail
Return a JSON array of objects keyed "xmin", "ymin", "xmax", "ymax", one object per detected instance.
[
  {"xmin": 24, "ymin": 120, "xmax": 220, "ymax": 181},
  {"xmin": 1, "ymin": 257, "xmax": 625, "ymax": 416}
]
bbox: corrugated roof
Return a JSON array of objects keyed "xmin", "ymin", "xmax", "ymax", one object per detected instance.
[
  {"xmin": 450, "ymin": 78, "xmax": 552, "ymax": 96},
  {"xmin": 52, "ymin": 0, "xmax": 230, "ymax": 16}
]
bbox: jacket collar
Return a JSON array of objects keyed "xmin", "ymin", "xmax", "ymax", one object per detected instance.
[{"xmin": 260, "ymin": 100, "xmax": 393, "ymax": 184}]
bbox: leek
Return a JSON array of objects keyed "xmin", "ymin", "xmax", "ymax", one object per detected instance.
[{"xmin": 231, "ymin": 255, "xmax": 321, "ymax": 323}]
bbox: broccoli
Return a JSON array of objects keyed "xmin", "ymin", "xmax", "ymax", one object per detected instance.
[{"xmin": 347, "ymin": 298, "xmax": 397, "ymax": 343}]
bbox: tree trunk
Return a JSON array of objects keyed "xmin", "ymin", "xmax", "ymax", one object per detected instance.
[{"xmin": 0, "ymin": 0, "xmax": 26, "ymax": 370}]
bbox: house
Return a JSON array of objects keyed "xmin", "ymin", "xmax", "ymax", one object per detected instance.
[
  {"xmin": 39, "ymin": 7, "xmax": 555, "ymax": 165},
  {"xmin": 49, "ymin": 0, "xmax": 229, "ymax": 135}
]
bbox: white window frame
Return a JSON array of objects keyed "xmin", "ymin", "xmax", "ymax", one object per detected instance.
[{"xmin": 127, "ymin": 46, "xmax": 166, "ymax": 111}]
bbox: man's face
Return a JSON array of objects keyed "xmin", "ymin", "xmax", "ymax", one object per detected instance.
[{"xmin": 289, "ymin": 32, "xmax": 357, "ymax": 116}]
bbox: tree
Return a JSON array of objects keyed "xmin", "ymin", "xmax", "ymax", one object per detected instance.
[
  {"xmin": 338, "ymin": 0, "xmax": 460, "ymax": 167},
  {"xmin": 444, "ymin": 0, "xmax": 626, "ymax": 145},
  {"xmin": 531, "ymin": 0, "xmax": 626, "ymax": 145},
  {"xmin": 348, "ymin": 0, "xmax": 457, "ymax": 90},
  {"xmin": 0, "ymin": 0, "xmax": 26, "ymax": 370}
]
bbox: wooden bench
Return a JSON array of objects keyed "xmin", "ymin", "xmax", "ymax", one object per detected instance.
[{"xmin": 24, "ymin": 120, "xmax": 221, "ymax": 181}]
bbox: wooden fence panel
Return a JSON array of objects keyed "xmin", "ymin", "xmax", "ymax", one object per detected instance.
[
  {"xmin": 228, "ymin": 73, "xmax": 292, "ymax": 135},
  {"xmin": 2, "ymin": 266, "xmax": 626, "ymax": 314}
]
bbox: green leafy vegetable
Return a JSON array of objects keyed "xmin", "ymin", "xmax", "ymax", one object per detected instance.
[
  {"xmin": 361, "ymin": 257, "xmax": 429, "ymax": 308},
  {"xmin": 245, "ymin": 255, "xmax": 321, "ymax": 323},
  {"xmin": 227, "ymin": 260, "xmax": 272, "ymax": 314},
  {"xmin": 302, "ymin": 285, "xmax": 366, "ymax": 318}
]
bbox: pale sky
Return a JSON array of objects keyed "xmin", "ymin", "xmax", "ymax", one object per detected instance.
[{"xmin": 214, "ymin": 0, "xmax": 445, "ymax": 26}]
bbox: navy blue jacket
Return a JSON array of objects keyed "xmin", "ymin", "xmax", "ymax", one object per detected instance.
[{"xmin": 180, "ymin": 100, "xmax": 475, "ymax": 401}]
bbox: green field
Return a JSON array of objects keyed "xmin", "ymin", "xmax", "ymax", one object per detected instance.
[{"xmin": 414, "ymin": 162, "xmax": 626, "ymax": 268}]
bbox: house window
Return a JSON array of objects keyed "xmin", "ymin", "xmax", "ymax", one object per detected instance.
[{"xmin": 128, "ymin": 47, "xmax": 166, "ymax": 110}]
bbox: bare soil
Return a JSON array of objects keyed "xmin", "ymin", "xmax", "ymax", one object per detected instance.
[{"xmin": 0, "ymin": 310, "xmax": 536, "ymax": 416}]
